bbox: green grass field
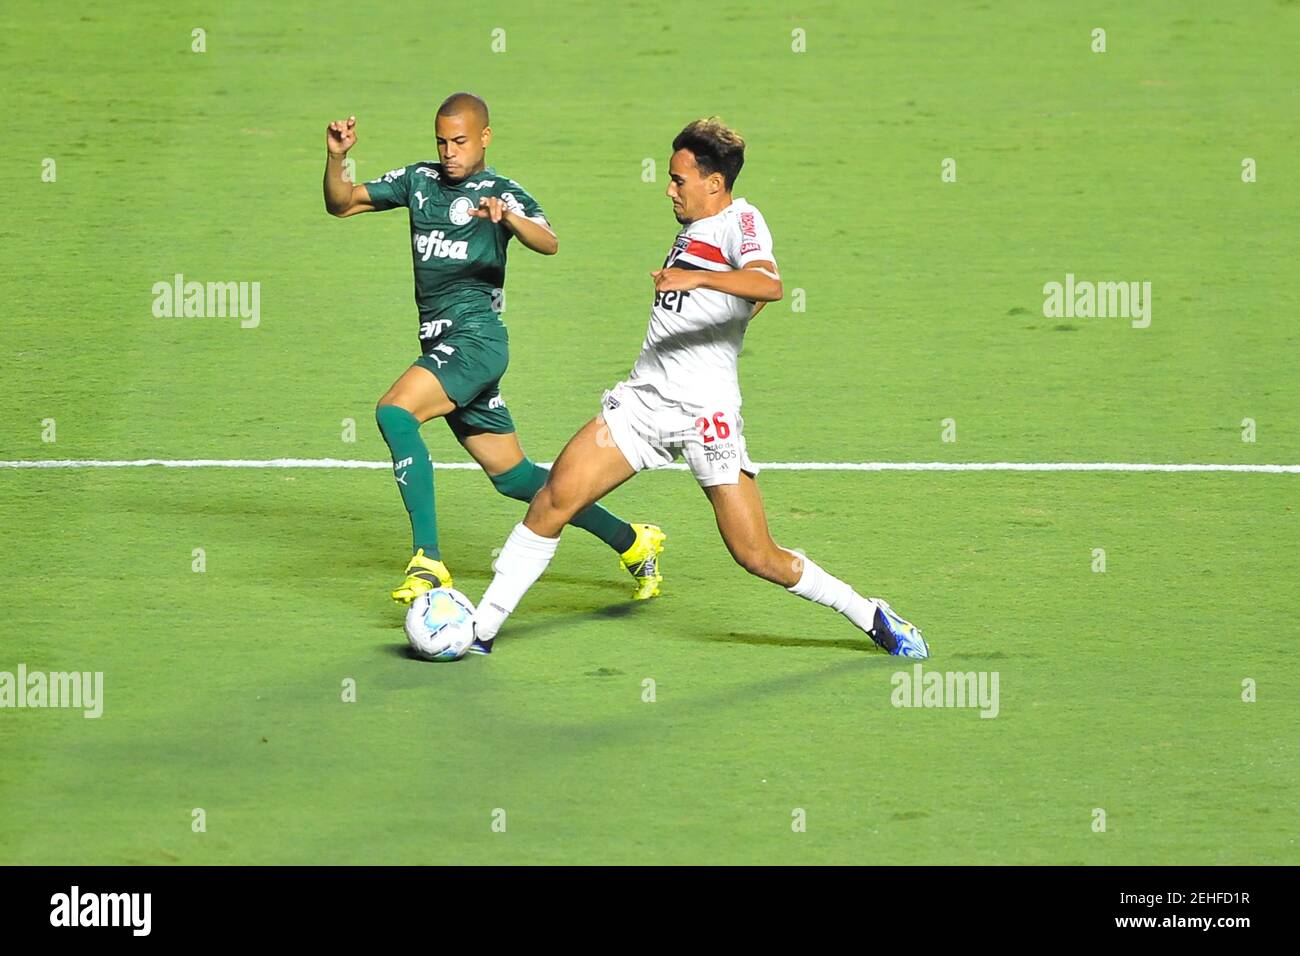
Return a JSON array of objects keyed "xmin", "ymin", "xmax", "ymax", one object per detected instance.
[{"xmin": 2, "ymin": 1, "xmax": 1297, "ymax": 864}]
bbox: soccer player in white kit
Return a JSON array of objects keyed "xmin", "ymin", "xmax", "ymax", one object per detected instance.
[{"xmin": 468, "ymin": 118, "xmax": 929, "ymax": 659}]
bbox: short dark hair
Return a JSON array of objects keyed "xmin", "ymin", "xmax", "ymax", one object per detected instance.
[
  {"xmin": 672, "ymin": 117, "xmax": 745, "ymax": 189},
  {"xmin": 437, "ymin": 92, "xmax": 489, "ymax": 128}
]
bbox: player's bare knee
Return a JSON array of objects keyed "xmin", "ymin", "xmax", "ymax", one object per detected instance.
[
  {"xmin": 524, "ymin": 485, "xmax": 569, "ymax": 537},
  {"xmin": 544, "ymin": 480, "xmax": 583, "ymax": 521},
  {"xmin": 377, "ymin": 390, "xmax": 416, "ymax": 416},
  {"xmin": 527, "ymin": 483, "xmax": 564, "ymax": 522},
  {"xmin": 527, "ymin": 482, "xmax": 552, "ymax": 513}
]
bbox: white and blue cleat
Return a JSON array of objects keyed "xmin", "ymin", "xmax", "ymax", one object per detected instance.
[
  {"xmin": 465, "ymin": 620, "xmax": 493, "ymax": 656},
  {"xmin": 867, "ymin": 600, "xmax": 930, "ymax": 659}
]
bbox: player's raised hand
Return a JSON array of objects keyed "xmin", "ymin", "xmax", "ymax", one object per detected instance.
[
  {"xmin": 469, "ymin": 196, "xmax": 510, "ymax": 224},
  {"xmin": 650, "ymin": 267, "xmax": 699, "ymax": 292},
  {"xmin": 326, "ymin": 116, "xmax": 357, "ymax": 155}
]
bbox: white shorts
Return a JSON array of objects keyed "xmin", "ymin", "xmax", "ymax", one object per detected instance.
[{"xmin": 599, "ymin": 380, "xmax": 759, "ymax": 487}]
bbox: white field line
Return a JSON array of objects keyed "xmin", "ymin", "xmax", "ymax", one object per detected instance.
[{"xmin": 1, "ymin": 459, "xmax": 1297, "ymax": 473}]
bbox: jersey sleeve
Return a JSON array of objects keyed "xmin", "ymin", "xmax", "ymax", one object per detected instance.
[
  {"xmin": 723, "ymin": 204, "xmax": 776, "ymax": 269},
  {"xmin": 498, "ymin": 178, "xmax": 547, "ymax": 222},
  {"xmin": 362, "ymin": 165, "xmax": 412, "ymax": 211}
]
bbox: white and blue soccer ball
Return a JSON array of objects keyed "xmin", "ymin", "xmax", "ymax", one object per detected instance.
[{"xmin": 404, "ymin": 588, "xmax": 477, "ymax": 661}]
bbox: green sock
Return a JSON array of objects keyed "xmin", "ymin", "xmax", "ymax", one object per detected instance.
[
  {"xmin": 375, "ymin": 404, "xmax": 439, "ymax": 558},
  {"xmin": 489, "ymin": 457, "xmax": 637, "ymax": 553}
]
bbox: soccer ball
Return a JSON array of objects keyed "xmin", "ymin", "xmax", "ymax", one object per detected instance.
[{"xmin": 404, "ymin": 588, "xmax": 477, "ymax": 661}]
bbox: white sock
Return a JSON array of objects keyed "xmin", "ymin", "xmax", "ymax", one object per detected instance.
[
  {"xmin": 786, "ymin": 552, "xmax": 878, "ymax": 633},
  {"xmin": 474, "ymin": 523, "xmax": 561, "ymax": 642}
]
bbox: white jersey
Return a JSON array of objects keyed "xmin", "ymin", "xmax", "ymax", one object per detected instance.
[{"xmin": 626, "ymin": 198, "xmax": 776, "ymax": 410}]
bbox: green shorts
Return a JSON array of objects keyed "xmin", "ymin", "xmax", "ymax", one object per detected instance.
[{"xmin": 413, "ymin": 328, "xmax": 515, "ymax": 437}]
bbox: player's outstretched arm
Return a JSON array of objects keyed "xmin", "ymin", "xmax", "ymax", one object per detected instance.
[
  {"xmin": 651, "ymin": 260, "xmax": 783, "ymax": 302},
  {"xmin": 323, "ymin": 115, "xmax": 377, "ymax": 218},
  {"xmin": 469, "ymin": 197, "xmax": 558, "ymax": 255}
]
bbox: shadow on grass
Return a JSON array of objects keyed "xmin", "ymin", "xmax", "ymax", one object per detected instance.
[
  {"xmin": 378, "ymin": 615, "xmax": 894, "ymax": 660},
  {"xmin": 377, "ymin": 598, "xmax": 648, "ymax": 657},
  {"xmin": 681, "ymin": 631, "xmax": 878, "ymax": 654}
]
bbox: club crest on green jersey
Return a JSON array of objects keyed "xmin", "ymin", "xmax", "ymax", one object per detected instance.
[{"xmin": 449, "ymin": 196, "xmax": 474, "ymax": 225}]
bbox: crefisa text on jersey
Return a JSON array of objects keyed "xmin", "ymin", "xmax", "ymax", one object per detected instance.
[{"xmin": 414, "ymin": 229, "xmax": 469, "ymax": 261}]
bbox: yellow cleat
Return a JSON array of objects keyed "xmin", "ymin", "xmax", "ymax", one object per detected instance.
[
  {"xmin": 391, "ymin": 548, "xmax": 453, "ymax": 605},
  {"xmin": 619, "ymin": 523, "xmax": 666, "ymax": 600}
]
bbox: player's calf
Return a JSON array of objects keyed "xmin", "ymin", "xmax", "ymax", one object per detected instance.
[{"xmin": 725, "ymin": 535, "xmax": 800, "ymax": 587}]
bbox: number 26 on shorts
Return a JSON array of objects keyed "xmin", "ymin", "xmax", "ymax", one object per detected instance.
[{"xmin": 695, "ymin": 411, "xmax": 731, "ymax": 444}]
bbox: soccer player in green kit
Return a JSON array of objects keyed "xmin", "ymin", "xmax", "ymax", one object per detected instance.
[{"xmin": 323, "ymin": 93, "xmax": 665, "ymax": 604}]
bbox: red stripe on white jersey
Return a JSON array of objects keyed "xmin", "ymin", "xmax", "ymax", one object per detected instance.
[
  {"xmin": 684, "ymin": 239, "xmax": 727, "ymax": 264},
  {"xmin": 674, "ymin": 252, "xmax": 728, "ymax": 272}
]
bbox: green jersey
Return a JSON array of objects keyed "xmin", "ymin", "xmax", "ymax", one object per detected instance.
[{"xmin": 363, "ymin": 162, "xmax": 546, "ymax": 347}]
